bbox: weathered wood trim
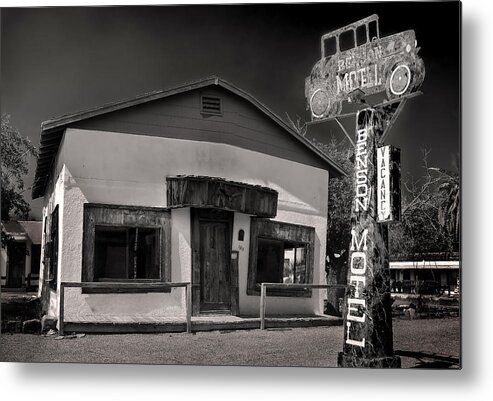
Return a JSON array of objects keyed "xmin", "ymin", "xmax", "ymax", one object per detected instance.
[
  {"xmin": 83, "ymin": 203, "xmax": 171, "ymax": 213},
  {"xmin": 167, "ymin": 176, "xmax": 278, "ymax": 218},
  {"xmin": 59, "ymin": 282, "xmax": 65, "ymax": 335},
  {"xmin": 247, "ymin": 218, "xmax": 315, "ymax": 297},
  {"xmin": 191, "ymin": 209, "xmax": 201, "ymax": 316},
  {"xmin": 81, "ymin": 204, "xmax": 172, "ymax": 292},
  {"xmin": 48, "ymin": 206, "xmax": 59, "ymax": 290},
  {"xmin": 61, "ymin": 281, "xmax": 189, "ymax": 289},
  {"xmin": 81, "ymin": 287, "xmax": 172, "ymax": 294},
  {"xmin": 186, "ymin": 282, "xmax": 192, "ymax": 333},
  {"xmin": 61, "ymin": 315, "xmax": 342, "ymax": 334},
  {"xmin": 63, "ymin": 322, "xmax": 188, "ymax": 334}
]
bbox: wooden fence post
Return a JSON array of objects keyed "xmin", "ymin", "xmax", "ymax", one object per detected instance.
[
  {"xmin": 59, "ymin": 282, "xmax": 65, "ymax": 336},
  {"xmin": 260, "ymin": 283, "xmax": 266, "ymax": 330},
  {"xmin": 186, "ymin": 282, "xmax": 192, "ymax": 333}
]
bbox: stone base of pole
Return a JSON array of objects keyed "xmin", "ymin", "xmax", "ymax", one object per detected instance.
[{"xmin": 337, "ymin": 353, "xmax": 401, "ymax": 368}]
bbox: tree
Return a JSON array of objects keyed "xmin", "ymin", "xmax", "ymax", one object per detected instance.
[
  {"xmin": 434, "ymin": 163, "xmax": 460, "ymax": 246},
  {"xmin": 285, "ymin": 114, "xmax": 353, "ymax": 267},
  {"xmin": 287, "ymin": 116, "xmax": 460, "ymax": 312},
  {"xmin": 313, "ymin": 137, "xmax": 353, "ymax": 315},
  {"xmin": 389, "ymin": 149, "xmax": 460, "ymax": 258},
  {"xmin": 286, "ymin": 113, "xmax": 353, "ymax": 315},
  {"xmin": 1, "ymin": 114, "xmax": 38, "ymax": 220}
]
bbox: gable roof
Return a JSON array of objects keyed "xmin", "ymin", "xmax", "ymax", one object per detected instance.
[{"xmin": 32, "ymin": 76, "xmax": 347, "ymax": 199}]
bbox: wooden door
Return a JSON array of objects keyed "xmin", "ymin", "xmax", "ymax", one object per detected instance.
[
  {"xmin": 199, "ymin": 220, "xmax": 231, "ymax": 312},
  {"xmin": 7, "ymin": 242, "xmax": 26, "ymax": 288}
]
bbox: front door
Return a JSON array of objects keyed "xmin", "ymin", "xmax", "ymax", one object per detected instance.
[
  {"xmin": 192, "ymin": 209, "xmax": 234, "ymax": 315},
  {"xmin": 7, "ymin": 242, "xmax": 26, "ymax": 288},
  {"xmin": 200, "ymin": 220, "xmax": 231, "ymax": 312}
]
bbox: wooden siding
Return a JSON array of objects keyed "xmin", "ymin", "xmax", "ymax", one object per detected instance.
[
  {"xmin": 167, "ymin": 176, "xmax": 278, "ymax": 218},
  {"xmin": 70, "ymin": 87, "xmax": 330, "ymax": 171}
]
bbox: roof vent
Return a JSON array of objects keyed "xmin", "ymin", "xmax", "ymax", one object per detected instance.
[{"xmin": 201, "ymin": 95, "xmax": 222, "ymax": 116}]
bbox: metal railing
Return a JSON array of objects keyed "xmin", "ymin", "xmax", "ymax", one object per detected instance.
[
  {"xmin": 259, "ymin": 283, "xmax": 347, "ymax": 330},
  {"xmin": 59, "ymin": 281, "xmax": 192, "ymax": 335}
]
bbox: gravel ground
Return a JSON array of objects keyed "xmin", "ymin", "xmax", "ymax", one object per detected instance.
[{"xmin": 0, "ymin": 317, "xmax": 460, "ymax": 368}]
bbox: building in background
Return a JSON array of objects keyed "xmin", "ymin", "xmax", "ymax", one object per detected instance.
[
  {"xmin": 1, "ymin": 220, "xmax": 42, "ymax": 290},
  {"xmin": 390, "ymin": 253, "xmax": 460, "ymax": 295}
]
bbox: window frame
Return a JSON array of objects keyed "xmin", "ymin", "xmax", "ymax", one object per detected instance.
[
  {"xmin": 82, "ymin": 204, "xmax": 171, "ymax": 293},
  {"xmin": 247, "ymin": 218, "xmax": 315, "ymax": 297},
  {"xmin": 356, "ymin": 24, "xmax": 368, "ymax": 46},
  {"xmin": 339, "ymin": 28, "xmax": 356, "ymax": 52},
  {"xmin": 368, "ymin": 19, "xmax": 379, "ymax": 42},
  {"xmin": 323, "ymin": 35, "xmax": 338, "ymax": 58}
]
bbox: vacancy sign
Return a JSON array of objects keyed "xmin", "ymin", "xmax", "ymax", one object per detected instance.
[{"xmin": 377, "ymin": 145, "xmax": 401, "ymax": 223}]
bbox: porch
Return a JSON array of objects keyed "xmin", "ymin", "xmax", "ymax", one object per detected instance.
[
  {"xmin": 59, "ymin": 281, "xmax": 343, "ymax": 334},
  {"xmin": 61, "ymin": 313, "xmax": 342, "ymax": 334}
]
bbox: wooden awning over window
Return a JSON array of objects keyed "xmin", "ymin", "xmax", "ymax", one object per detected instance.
[{"xmin": 166, "ymin": 176, "xmax": 278, "ymax": 218}]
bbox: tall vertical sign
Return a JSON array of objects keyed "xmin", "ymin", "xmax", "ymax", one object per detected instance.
[
  {"xmin": 377, "ymin": 145, "xmax": 401, "ymax": 223},
  {"xmin": 338, "ymin": 109, "xmax": 401, "ymax": 368}
]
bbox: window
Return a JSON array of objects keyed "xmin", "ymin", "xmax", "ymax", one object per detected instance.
[
  {"xmin": 323, "ymin": 36, "xmax": 337, "ymax": 58},
  {"xmin": 83, "ymin": 204, "xmax": 171, "ymax": 292},
  {"xmin": 369, "ymin": 20, "xmax": 379, "ymax": 41},
  {"xmin": 94, "ymin": 226, "xmax": 159, "ymax": 280},
  {"xmin": 248, "ymin": 219, "xmax": 315, "ymax": 297},
  {"xmin": 256, "ymin": 239, "xmax": 307, "ymax": 285},
  {"xmin": 49, "ymin": 206, "xmax": 59, "ymax": 288},
  {"xmin": 42, "ymin": 216, "xmax": 49, "ymax": 280},
  {"xmin": 356, "ymin": 25, "xmax": 367, "ymax": 46},
  {"xmin": 339, "ymin": 29, "xmax": 355, "ymax": 52}
]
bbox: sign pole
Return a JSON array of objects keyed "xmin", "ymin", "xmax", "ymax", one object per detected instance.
[{"xmin": 337, "ymin": 108, "xmax": 401, "ymax": 368}]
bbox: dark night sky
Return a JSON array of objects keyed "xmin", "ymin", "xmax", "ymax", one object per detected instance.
[{"xmin": 1, "ymin": 2, "xmax": 460, "ymax": 219}]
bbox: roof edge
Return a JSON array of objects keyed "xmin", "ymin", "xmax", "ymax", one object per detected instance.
[{"xmin": 33, "ymin": 76, "xmax": 347, "ymax": 199}]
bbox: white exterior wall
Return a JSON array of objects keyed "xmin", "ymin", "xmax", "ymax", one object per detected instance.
[
  {"xmin": 39, "ymin": 162, "xmax": 66, "ymax": 316},
  {"xmin": 48, "ymin": 128, "xmax": 328, "ymax": 321}
]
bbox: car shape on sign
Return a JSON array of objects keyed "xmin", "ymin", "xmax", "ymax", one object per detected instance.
[{"xmin": 305, "ymin": 14, "xmax": 425, "ymax": 120}]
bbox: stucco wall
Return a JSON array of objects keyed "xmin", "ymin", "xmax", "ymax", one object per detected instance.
[
  {"xmin": 50, "ymin": 128, "xmax": 328, "ymax": 321},
  {"xmin": 39, "ymin": 161, "xmax": 67, "ymax": 317},
  {"xmin": 59, "ymin": 169, "xmax": 191, "ymax": 323}
]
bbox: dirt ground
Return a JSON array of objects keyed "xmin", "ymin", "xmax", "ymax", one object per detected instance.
[{"xmin": 0, "ymin": 317, "xmax": 460, "ymax": 368}]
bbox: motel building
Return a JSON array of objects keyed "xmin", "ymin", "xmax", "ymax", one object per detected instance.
[
  {"xmin": 32, "ymin": 77, "xmax": 346, "ymax": 333},
  {"xmin": 389, "ymin": 253, "xmax": 460, "ymax": 295}
]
